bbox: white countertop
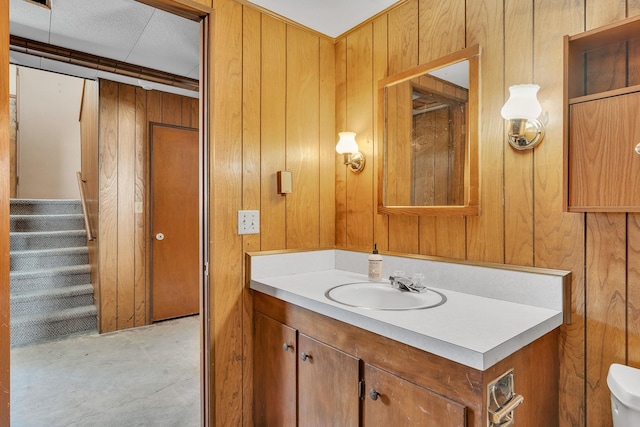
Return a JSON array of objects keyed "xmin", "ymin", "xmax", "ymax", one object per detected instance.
[{"xmin": 249, "ymin": 250, "xmax": 567, "ymax": 371}]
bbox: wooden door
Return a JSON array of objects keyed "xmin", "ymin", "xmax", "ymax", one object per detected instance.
[
  {"xmin": 297, "ymin": 334, "xmax": 360, "ymax": 427},
  {"xmin": 362, "ymin": 363, "xmax": 466, "ymax": 427},
  {"xmin": 569, "ymin": 92, "xmax": 640, "ymax": 211},
  {"xmin": 151, "ymin": 124, "xmax": 199, "ymax": 321},
  {"xmin": 253, "ymin": 313, "xmax": 297, "ymax": 427}
]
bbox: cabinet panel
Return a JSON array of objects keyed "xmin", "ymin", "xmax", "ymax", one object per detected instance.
[
  {"xmin": 363, "ymin": 363, "xmax": 466, "ymax": 427},
  {"xmin": 297, "ymin": 334, "xmax": 360, "ymax": 427},
  {"xmin": 254, "ymin": 313, "xmax": 297, "ymax": 427},
  {"xmin": 569, "ymin": 91, "xmax": 640, "ymax": 211}
]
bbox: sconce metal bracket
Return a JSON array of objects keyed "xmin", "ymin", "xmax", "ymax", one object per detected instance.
[
  {"xmin": 507, "ymin": 118, "xmax": 545, "ymax": 151},
  {"xmin": 343, "ymin": 152, "xmax": 366, "ymax": 173}
]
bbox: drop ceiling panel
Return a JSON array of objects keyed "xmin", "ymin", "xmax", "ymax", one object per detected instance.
[
  {"xmin": 248, "ymin": 0, "xmax": 399, "ymax": 37},
  {"xmin": 48, "ymin": 0, "xmax": 155, "ymax": 62},
  {"xmin": 125, "ymin": 9, "xmax": 200, "ymax": 76},
  {"xmin": 10, "ymin": 0, "xmax": 51, "ymax": 43}
]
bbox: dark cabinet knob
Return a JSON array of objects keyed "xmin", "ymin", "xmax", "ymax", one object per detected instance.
[{"xmin": 369, "ymin": 389, "xmax": 379, "ymax": 401}]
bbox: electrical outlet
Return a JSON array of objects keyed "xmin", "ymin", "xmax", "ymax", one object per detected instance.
[{"xmin": 238, "ymin": 210, "xmax": 260, "ymax": 235}]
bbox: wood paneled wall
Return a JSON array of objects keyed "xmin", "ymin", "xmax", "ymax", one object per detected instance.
[
  {"xmin": 0, "ymin": 0, "xmax": 10, "ymax": 423},
  {"xmin": 210, "ymin": 0, "xmax": 335, "ymax": 424},
  {"xmin": 97, "ymin": 80, "xmax": 198, "ymax": 333},
  {"xmin": 79, "ymin": 80, "xmax": 99, "ymax": 308},
  {"xmin": 336, "ymin": 1, "xmax": 640, "ymax": 426}
]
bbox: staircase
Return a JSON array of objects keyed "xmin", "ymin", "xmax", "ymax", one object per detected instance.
[{"xmin": 10, "ymin": 199, "xmax": 97, "ymax": 347}]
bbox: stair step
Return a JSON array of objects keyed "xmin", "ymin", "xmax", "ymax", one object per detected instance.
[
  {"xmin": 10, "ymin": 198, "xmax": 82, "ymax": 215},
  {"xmin": 10, "ymin": 214, "xmax": 85, "ymax": 232},
  {"xmin": 11, "ymin": 305, "xmax": 97, "ymax": 347},
  {"xmin": 11, "ymin": 247, "xmax": 89, "ymax": 271},
  {"xmin": 11, "ymin": 284, "xmax": 95, "ymax": 317},
  {"xmin": 10, "ymin": 229, "xmax": 87, "ymax": 251},
  {"xmin": 11, "ymin": 264, "xmax": 91, "ymax": 293}
]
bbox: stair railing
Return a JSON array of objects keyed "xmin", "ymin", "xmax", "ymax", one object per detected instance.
[{"xmin": 76, "ymin": 171, "xmax": 95, "ymax": 241}]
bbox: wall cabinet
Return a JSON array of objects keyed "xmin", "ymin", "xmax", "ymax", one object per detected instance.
[
  {"xmin": 564, "ymin": 15, "xmax": 640, "ymax": 212},
  {"xmin": 253, "ymin": 292, "xmax": 559, "ymax": 427}
]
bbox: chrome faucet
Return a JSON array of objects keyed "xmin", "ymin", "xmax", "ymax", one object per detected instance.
[{"xmin": 388, "ymin": 275, "xmax": 427, "ymax": 293}]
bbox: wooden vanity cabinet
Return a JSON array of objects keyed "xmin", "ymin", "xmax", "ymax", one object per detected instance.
[
  {"xmin": 252, "ymin": 292, "xmax": 559, "ymax": 427},
  {"xmin": 254, "ymin": 312, "xmax": 297, "ymax": 426},
  {"xmin": 564, "ymin": 15, "xmax": 640, "ymax": 212},
  {"xmin": 253, "ymin": 313, "xmax": 359, "ymax": 427},
  {"xmin": 297, "ymin": 334, "xmax": 359, "ymax": 426}
]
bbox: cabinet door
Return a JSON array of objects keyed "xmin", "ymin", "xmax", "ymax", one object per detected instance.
[
  {"xmin": 363, "ymin": 363, "xmax": 466, "ymax": 427},
  {"xmin": 569, "ymin": 91, "xmax": 640, "ymax": 211},
  {"xmin": 297, "ymin": 334, "xmax": 360, "ymax": 427},
  {"xmin": 254, "ymin": 313, "xmax": 297, "ymax": 427}
]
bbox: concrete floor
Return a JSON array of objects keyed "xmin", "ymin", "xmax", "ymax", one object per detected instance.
[{"xmin": 10, "ymin": 315, "xmax": 201, "ymax": 427}]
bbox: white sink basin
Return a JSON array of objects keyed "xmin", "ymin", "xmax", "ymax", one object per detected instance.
[{"xmin": 325, "ymin": 281, "xmax": 446, "ymax": 311}]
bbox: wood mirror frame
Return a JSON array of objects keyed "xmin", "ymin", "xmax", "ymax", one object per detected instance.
[{"xmin": 378, "ymin": 45, "xmax": 480, "ymax": 216}]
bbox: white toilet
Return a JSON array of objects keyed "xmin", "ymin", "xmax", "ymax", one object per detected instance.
[{"xmin": 608, "ymin": 363, "xmax": 640, "ymax": 426}]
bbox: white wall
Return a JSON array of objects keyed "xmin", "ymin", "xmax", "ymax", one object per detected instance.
[{"xmin": 17, "ymin": 67, "xmax": 83, "ymax": 199}]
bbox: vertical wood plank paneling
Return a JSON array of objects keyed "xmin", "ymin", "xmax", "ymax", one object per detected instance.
[
  {"xmin": 346, "ymin": 25, "xmax": 374, "ymax": 250},
  {"xmin": 335, "ymin": 38, "xmax": 348, "ymax": 246},
  {"xmin": 161, "ymin": 92, "xmax": 182, "ymax": 125},
  {"xmin": 319, "ymin": 37, "xmax": 336, "ymax": 248},
  {"xmin": 387, "ymin": 0, "xmax": 419, "ymax": 254},
  {"xmin": 629, "ymin": 214, "xmax": 640, "ymax": 368},
  {"xmin": 586, "ymin": 213, "xmax": 627, "ymax": 426},
  {"xmin": 147, "ymin": 90, "xmax": 163, "ymax": 123},
  {"xmin": 372, "ymin": 15, "xmax": 389, "ymax": 251},
  {"xmin": 417, "ymin": 0, "xmax": 466, "ymax": 259},
  {"xmin": 504, "ymin": 0, "xmax": 534, "ymax": 267},
  {"xmin": 211, "ymin": 0, "xmax": 244, "ymax": 424},
  {"xmin": 79, "ymin": 81, "xmax": 100, "ymax": 317},
  {"xmin": 134, "ymin": 87, "xmax": 147, "ymax": 326},
  {"xmin": 583, "ymin": 4, "xmax": 626, "ymax": 427},
  {"xmin": 98, "ymin": 80, "xmax": 119, "ymax": 333},
  {"xmin": 241, "ymin": 8, "xmax": 261, "ymax": 426},
  {"xmin": 465, "ymin": 0, "xmax": 505, "ymax": 264},
  {"xmin": 286, "ymin": 27, "xmax": 320, "ymax": 248},
  {"xmin": 242, "ymin": 7, "xmax": 261, "ymax": 254},
  {"xmin": 260, "ymin": 15, "xmax": 287, "ymax": 251},
  {"xmin": 0, "ymin": 1, "xmax": 10, "ymax": 420},
  {"xmin": 533, "ymin": 2, "xmax": 585, "ymax": 426},
  {"xmin": 116, "ymin": 83, "xmax": 136, "ymax": 330}
]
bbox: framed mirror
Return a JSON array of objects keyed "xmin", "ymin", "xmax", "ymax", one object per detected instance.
[{"xmin": 378, "ymin": 45, "xmax": 480, "ymax": 216}]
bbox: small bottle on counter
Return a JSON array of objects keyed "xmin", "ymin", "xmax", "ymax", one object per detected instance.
[{"xmin": 368, "ymin": 243, "xmax": 383, "ymax": 281}]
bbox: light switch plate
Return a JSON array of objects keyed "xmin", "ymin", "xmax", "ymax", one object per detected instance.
[{"xmin": 238, "ymin": 210, "xmax": 260, "ymax": 235}]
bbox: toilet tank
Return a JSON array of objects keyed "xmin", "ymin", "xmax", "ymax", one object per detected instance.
[{"xmin": 608, "ymin": 363, "xmax": 640, "ymax": 427}]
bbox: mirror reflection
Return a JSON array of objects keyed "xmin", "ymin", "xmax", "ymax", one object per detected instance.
[{"xmin": 379, "ymin": 46, "xmax": 480, "ymax": 216}]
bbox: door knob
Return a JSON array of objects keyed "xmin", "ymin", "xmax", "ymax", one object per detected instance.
[{"xmin": 155, "ymin": 233, "xmax": 165, "ymax": 241}]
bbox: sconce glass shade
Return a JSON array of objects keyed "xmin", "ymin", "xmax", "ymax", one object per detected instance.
[
  {"xmin": 335, "ymin": 131, "xmax": 359, "ymax": 154},
  {"xmin": 500, "ymin": 84, "xmax": 542, "ymax": 120}
]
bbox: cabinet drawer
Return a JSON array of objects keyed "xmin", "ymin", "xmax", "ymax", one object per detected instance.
[{"xmin": 363, "ymin": 363, "xmax": 466, "ymax": 427}]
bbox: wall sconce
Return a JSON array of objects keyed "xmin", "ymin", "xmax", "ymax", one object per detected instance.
[
  {"xmin": 500, "ymin": 84, "xmax": 545, "ymax": 151},
  {"xmin": 335, "ymin": 131, "xmax": 365, "ymax": 173}
]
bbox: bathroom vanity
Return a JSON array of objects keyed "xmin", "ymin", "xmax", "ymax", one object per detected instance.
[{"xmin": 248, "ymin": 249, "xmax": 570, "ymax": 427}]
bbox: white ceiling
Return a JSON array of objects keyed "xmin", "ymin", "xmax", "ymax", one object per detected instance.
[
  {"xmin": 9, "ymin": 0, "xmax": 400, "ymax": 98},
  {"xmin": 248, "ymin": 0, "xmax": 399, "ymax": 38},
  {"xmin": 9, "ymin": 0, "xmax": 201, "ymax": 98}
]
